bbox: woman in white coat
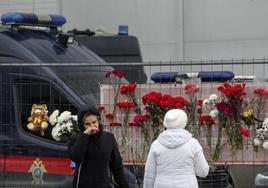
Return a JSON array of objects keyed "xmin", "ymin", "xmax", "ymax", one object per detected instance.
[{"xmin": 143, "ymin": 109, "xmax": 209, "ymax": 188}]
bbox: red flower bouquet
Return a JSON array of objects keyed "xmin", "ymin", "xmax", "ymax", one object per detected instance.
[
  {"xmin": 198, "ymin": 115, "xmax": 215, "ymax": 147},
  {"xmin": 142, "ymin": 91, "xmax": 187, "ymax": 141},
  {"xmin": 213, "ymin": 82, "xmax": 247, "ymax": 159}
]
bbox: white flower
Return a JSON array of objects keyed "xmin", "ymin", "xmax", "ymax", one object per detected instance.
[
  {"xmin": 50, "ymin": 110, "xmax": 78, "ymax": 141},
  {"xmin": 51, "ymin": 124, "xmax": 61, "ymax": 141},
  {"xmin": 58, "ymin": 111, "xmax": 71, "ymax": 123},
  {"xmin": 49, "ymin": 110, "xmax": 59, "ymax": 126},
  {"xmin": 210, "ymin": 109, "xmax": 219, "ymax": 118},
  {"xmin": 203, "ymin": 99, "xmax": 209, "ymax": 106},
  {"xmin": 72, "ymin": 115, "xmax": 78, "ymax": 121},
  {"xmin": 263, "ymin": 118, "xmax": 268, "ymax": 126},
  {"xmin": 66, "ymin": 122, "xmax": 73, "ymax": 132},
  {"xmin": 61, "ymin": 123, "xmax": 67, "ymax": 129},
  {"xmin": 209, "ymin": 94, "xmax": 218, "ymax": 101},
  {"xmin": 61, "ymin": 121, "xmax": 72, "ymax": 130}
]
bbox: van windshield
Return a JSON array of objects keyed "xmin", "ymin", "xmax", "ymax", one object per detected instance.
[{"xmin": 58, "ymin": 71, "xmax": 128, "ymax": 105}]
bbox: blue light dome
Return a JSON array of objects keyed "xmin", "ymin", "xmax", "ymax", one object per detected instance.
[{"xmin": 1, "ymin": 12, "xmax": 66, "ymax": 26}]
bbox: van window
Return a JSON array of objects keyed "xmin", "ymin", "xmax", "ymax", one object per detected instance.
[
  {"xmin": 59, "ymin": 71, "xmax": 128, "ymax": 105},
  {"xmin": 15, "ymin": 79, "xmax": 78, "ymax": 142}
]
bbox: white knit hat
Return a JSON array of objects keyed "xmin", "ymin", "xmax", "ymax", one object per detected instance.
[{"xmin": 163, "ymin": 109, "xmax": 187, "ymax": 129}]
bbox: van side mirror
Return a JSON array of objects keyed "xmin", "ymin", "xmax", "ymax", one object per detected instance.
[{"xmin": 56, "ymin": 33, "xmax": 74, "ymax": 47}]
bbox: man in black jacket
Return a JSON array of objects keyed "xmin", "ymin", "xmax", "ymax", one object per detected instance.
[{"xmin": 68, "ymin": 106, "xmax": 129, "ymax": 188}]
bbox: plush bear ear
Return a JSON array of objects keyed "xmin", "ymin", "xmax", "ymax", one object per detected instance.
[
  {"xmin": 31, "ymin": 104, "xmax": 37, "ymax": 115},
  {"xmin": 41, "ymin": 104, "xmax": 47, "ymax": 110}
]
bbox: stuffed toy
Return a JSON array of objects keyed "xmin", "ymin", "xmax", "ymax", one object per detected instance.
[
  {"xmin": 254, "ymin": 118, "xmax": 268, "ymax": 150},
  {"xmin": 49, "ymin": 110, "xmax": 78, "ymax": 142},
  {"xmin": 27, "ymin": 104, "xmax": 49, "ymax": 136}
]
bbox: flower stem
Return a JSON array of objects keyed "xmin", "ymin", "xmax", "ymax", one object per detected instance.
[
  {"xmin": 212, "ymin": 125, "xmax": 222, "ymax": 161},
  {"xmin": 120, "ymin": 108, "xmax": 130, "ymax": 154}
]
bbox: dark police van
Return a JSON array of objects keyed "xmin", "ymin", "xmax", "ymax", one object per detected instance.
[{"xmin": 0, "ymin": 12, "xmax": 147, "ymax": 187}]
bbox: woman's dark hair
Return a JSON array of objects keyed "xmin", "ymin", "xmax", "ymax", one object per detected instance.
[{"xmin": 77, "ymin": 106, "xmax": 103, "ymax": 132}]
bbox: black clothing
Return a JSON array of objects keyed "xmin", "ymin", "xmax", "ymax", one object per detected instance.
[{"xmin": 68, "ymin": 131, "xmax": 129, "ymax": 188}]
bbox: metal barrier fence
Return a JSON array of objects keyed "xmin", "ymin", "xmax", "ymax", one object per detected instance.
[{"xmin": 1, "ymin": 59, "xmax": 268, "ymax": 187}]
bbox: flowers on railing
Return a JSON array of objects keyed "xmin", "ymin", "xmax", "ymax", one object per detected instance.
[
  {"xmin": 253, "ymin": 88, "xmax": 268, "ymax": 128},
  {"xmin": 116, "ymin": 101, "xmax": 135, "ymax": 153},
  {"xmin": 100, "ymin": 74, "xmax": 268, "ymax": 162},
  {"xmin": 198, "ymin": 115, "xmax": 215, "ymax": 148},
  {"xmin": 216, "ymin": 82, "xmax": 246, "ymax": 155},
  {"xmin": 183, "ymin": 81, "xmax": 200, "ymax": 136},
  {"xmin": 200, "ymin": 83, "xmax": 242, "ymax": 160},
  {"xmin": 99, "ymin": 77, "xmax": 142, "ymax": 153},
  {"xmin": 142, "ymin": 91, "xmax": 187, "ymax": 141},
  {"xmin": 105, "ymin": 69, "xmax": 126, "ymax": 117}
]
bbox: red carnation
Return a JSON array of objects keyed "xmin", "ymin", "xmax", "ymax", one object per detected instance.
[
  {"xmin": 110, "ymin": 121, "xmax": 122, "ymax": 126},
  {"xmin": 105, "ymin": 113, "xmax": 114, "ymax": 119},
  {"xmin": 112, "ymin": 69, "xmax": 126, "ymax": 78},
  {"xmin": 198, "ymin": 115, "xmax": 215, "ymax": 126},
  {"xmin": 184, "ymin": 83, "xmax": 199, "ymax": 94},
  {"xmin": 129, "ymin": 122, "xmax": 141, "ymax": 127},
  {"xmin": 96, "ymin": 105, "xmax": 105, "ymax": 111},
  {"xmin": 239, "ymin": 127, "xmax": 251, "ymax": 137},
  {"xmin": 117, "ymin": 101, "xmax": 135, "ymax": 109},
  {"xmin": 120, "ymin": 83, "xmax": 137, "ymax": 95}
]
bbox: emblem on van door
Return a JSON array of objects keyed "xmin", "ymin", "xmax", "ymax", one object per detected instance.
[{"xmin": 28, "ymin": 158, "xmax": 47, "ymax": 184}]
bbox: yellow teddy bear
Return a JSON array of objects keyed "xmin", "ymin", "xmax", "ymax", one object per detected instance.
[{"xmin": 27, "ymin": 104, "xmax": 49, "ymax": 136}]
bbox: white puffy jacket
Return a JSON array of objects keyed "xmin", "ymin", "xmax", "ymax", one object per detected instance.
[{"xmin": 143, "ymin": 128, "xmax": 209, "ymax": 188}]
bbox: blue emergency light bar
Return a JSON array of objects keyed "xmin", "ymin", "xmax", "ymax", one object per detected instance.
[
  {"xmin": 1, "ymin": 12, "xmax": 66, "ymax": 26},
  {"xmin": 151, "ymin": 71, "xmax": 235, "ymax": 83}
]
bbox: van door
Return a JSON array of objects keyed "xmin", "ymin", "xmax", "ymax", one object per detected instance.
[{"xmin": 4, "ymin": 74, "xmax": 78, "ymax": 188}]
